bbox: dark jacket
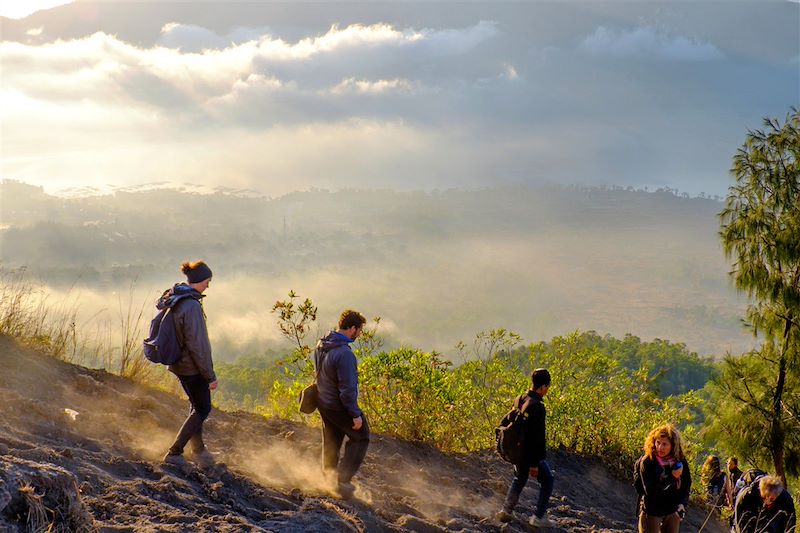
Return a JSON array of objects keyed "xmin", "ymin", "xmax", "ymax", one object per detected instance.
[
  {"xmin": 160, "ymin": 284, "xmax": 216, "ymax": 383},
  {"xmin": 314, "ymin": 331, "xmax": 362, "ymax": 418},
  {"xmin": 725, "ymin": 467, "xmax": 743, "ymax": 507},
  {"xmin": 519, "ymin": 390, "xmax": 546, "ymax": 466},
  {"xmin": 639, "ymin": 455, "xmax": 692, "ymax": 517},
  {"xmin": 735, "ymin": 481, "xmax": 796, "ymax": 533},
  {"xmin": 706, "ymin": 472, "xmax": 726, "ymax": 501}
]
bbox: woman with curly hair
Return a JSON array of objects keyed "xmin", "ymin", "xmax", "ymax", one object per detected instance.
[{"xmin": 635, "ymin": 424, "xmax": 692, "ymax": 533}]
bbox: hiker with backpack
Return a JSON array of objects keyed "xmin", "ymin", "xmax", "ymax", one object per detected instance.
[
  {"xmin": 733, "ymin": 475, "xmax": 796, "ymax": 533},
  {"xmin": 495, "ymin": 368, "xmax": 555, "ymax": 529},
  {"xmin": 633, "ymin": 424, "xmax": 691, "ymax": 533},
  {"xmin": 701, "ymin": 455, "xmax": 726, "ymax": 505},
  {"xmin": 158, "ymin": 261, "xmax": 217, "ymax": 469},
  {"xmin": 314, "ymin": 309, "xmax": 369, "ymax": 500}
]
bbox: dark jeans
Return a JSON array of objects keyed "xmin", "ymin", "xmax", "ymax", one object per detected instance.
[
  {"xmin": 502, "ymin": 459, "xmax": 554, "ymax": 518},
  {"xmin": 319, "ymin": 406, "xmax": 370, "ymax": 484},
  {"xmin": 168, "ymin": 374, "xmax": 212, "ymax": 455}
]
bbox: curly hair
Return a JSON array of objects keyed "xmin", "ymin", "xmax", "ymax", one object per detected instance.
[
  {"xmin": 338, "ymin": 309, "xmax": 366, "ymax": 331},
  {"xmin": 643, "ymin": 424, "xmax": 686, "ymax": 462}
]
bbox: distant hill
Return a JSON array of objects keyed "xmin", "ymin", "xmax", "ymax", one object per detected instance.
[
  {"xmin": 0, "ymin": 335, "xmax": 727, "ymax": 532},
  {"xmin": 0, "ymin": 180, "xmax": 751, "ymax": 356}
]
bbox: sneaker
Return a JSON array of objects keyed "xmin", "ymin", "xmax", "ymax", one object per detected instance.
[
  {"xmin": 192, "ymin": 449, "xmax": 216, "ymax": 469},
  {"xmin": 162, "ymin": 453, "xmax": 189, "ymax": 468},
  {"xmin": 495, "ymin": 510, "xmax": 512, "ymax": 523},
  {"xmin": 336, "ymin": 481, "xmax": 355, "ymax": 500},
  {"xmin": 529, "ymin": 514, "xmax": 553, "ymax": 528}
]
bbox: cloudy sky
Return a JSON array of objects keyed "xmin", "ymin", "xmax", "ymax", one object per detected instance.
[{"xmin": 0, "ymin": 1, "xmax": 797, "ymax": 196}]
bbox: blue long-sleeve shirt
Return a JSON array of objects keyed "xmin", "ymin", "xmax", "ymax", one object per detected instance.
[{"xmin": 314, "ymin": 331, "xmax": 362, "ymax": 418}]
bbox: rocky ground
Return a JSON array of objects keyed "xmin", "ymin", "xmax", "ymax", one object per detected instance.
[{"xmin": 0, "ymin": 335, "xmax": 726, "ymax": 532}]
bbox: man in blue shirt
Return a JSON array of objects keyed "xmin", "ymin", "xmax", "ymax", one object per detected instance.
[{"xmin": 313, "ymin": 309, "xmax": 369, "ymax": 499}]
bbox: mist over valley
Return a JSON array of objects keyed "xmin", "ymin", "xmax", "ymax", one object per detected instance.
[{"xmin": 0, "ymin": 180, "xmax": 749, "ymax": 359}]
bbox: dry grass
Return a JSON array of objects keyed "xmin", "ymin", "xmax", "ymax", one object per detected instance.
[
  {"xmin": 0, "ymin": 268, "xmax": 152, "ymax": 383},
  {"xmin": 19, "ymin": 483, "xmax": 49, "ymax": 533}
]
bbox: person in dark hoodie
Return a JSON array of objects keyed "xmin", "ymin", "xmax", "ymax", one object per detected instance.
[
  {"xmin": 495, "ymin": 368, "xmax": 555, "ymax": 529},
  {"xmin": 314, "ymin": 309, "xmax": 368, "ymax": 499},
  {"xmin": 162, "ymin": 260, "xmax": 217, "ymax": 469},
  {"xmin": 734, "ymin": 475, "xmax": 796, "ymax": 533}
]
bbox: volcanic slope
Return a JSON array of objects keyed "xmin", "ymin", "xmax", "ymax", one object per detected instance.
[{"xmin": 0, "ymin": 336, "xmax": 726, "ymax": 532}]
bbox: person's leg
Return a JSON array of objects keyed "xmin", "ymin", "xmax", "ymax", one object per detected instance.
[
  {"xmin": 168, "ymin": 375, "xmax": 212, "ymax": 456},
  {"xmin": 338, "ymin": 414, "xmax": 370, "ymax": 484},
  {"xmin": 660, "ymin": 512, "xmax": 680, "ymax": 533},
  {"xmin": 320, "ymin": 409, "xmax": 346, "ymax": 472},
  {"xmin": 638, "ymin": 512, "xmax": 662, "ymax": 533},
  {"xmin": 502, "ymin": 462, "xmax": 531, "ymax": 513},
  {"xmin": 533, "ymin": 460, "xmax": 555, "ymax": 518}
]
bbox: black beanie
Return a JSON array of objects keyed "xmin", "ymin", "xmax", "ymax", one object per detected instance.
[{"xmin": 186, "ymin": 263, "xmax": 213, "ymax": 284}]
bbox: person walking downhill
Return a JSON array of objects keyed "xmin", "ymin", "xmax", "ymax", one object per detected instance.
[
  {"xmin": 162, "ymin": 261, "xmax": 217, "ymax": 469},
  {"xmin": 636, "ymin": 424, "xmax": 691, "ymax": 533},
  {"xmin": 495, "ymin": 368, "xmax": 555, "ymax": 529},
  {"xmin": 314, "ymin": 309, "xmax": 370, "ymax": 499}
]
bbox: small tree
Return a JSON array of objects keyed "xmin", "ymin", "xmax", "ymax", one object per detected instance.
[
  {"xmin": 271, "ymin": 290, "xmax": 318, "ymax": 357},
  {"xmin": 704, "ymin": 343, "xmax": 800, "ymax": 478},
  {"xmin": 267, "ymin": 291, "xmax": 318, "ymax": 418},
  {"xmin": 718, "ymin": 108, "xmax": 800, "ymax": 485}
]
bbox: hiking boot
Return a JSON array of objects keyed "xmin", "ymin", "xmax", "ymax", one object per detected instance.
[
  {"xmin": 162, "ymin": 453, "xmax": 189, "ymax": 468},
  {"xmin": 336, "ymin": 481, "xmax": 355, "ymax": 500},
  {"xmin": 192, "ymin": 449, "xmax": 216, "ymax": 469},
  {"xmin": 495, "ymin": 510, "xmax": 512, "ymax": 523},
  {"xmin": 529, "ymin": 514, "xmax": 554, "ymax": 528}
]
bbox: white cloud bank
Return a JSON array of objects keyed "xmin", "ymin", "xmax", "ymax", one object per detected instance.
[
  {"xmin": 1, "ymin": 21, "xmax": 496, "ymax": 112},
  {"xmin": 0, "ymin": 21, "xmax": 510, "ymax": 194},
  {"xmin": 580, "ymin": 26, "xmax": 724, "ymax": 61}
]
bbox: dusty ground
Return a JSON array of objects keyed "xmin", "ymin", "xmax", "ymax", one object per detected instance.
[{"xmin": 0, "ymin": 335, "xmax": 726, "ymax": 532}]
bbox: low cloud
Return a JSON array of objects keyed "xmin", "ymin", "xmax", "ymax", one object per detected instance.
[
  {"xmin": 329, "ymin": 77, "xmax": 416, "ymax": 95},
  {"xmin": 580, "ymin": 26, "xmax": 724, "ymax": 61},
  {"xmin": 502, "ymin": 63, "xmax": 518, "ymax": 81}
]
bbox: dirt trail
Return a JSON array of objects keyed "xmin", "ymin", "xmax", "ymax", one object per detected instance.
[{"xmin": 0, "ymin": 336, "xmax": 726, "ymax": 532}]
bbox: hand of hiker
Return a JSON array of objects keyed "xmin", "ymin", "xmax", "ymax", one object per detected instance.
[
  {"xmin": 209, "ymin": 380, "xmax": 218, "ymax": 391},
  {"xmin": 529, "ymin": 467, "xmax": 539, "ymax": 477},
  {"xmin": 676, "ymin": 504, "xmax": 685, "ymax": 520},
  {"xmin": 671, "ymin": 464, "xmax": 683, "ymax": 478},
  {"xmin": 352, "ymin": 416, "xmax": 363, "ymax": 430}
]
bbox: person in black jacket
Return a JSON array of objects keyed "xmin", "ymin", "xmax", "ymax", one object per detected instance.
[
  {"xmin": 495, "ymin": 368, "xmax": 554, "ymax": 529},
  {"xmin": 163, "ymin": 260, "xmax": 218, "ymax": 469},
  {"xmin": 314, "ymin": 309, "xmax": 368, "ymax": 499},
  {"xmin": 734, "ymin": 475, "xmax": 796, "ymax": 533},
  {"xmin": 636, "ymin": 424, "xmax": 691, "ymax": 533},
  {"xmin": 701, "ymin": 455, "xmax": 726, "ymax": 505}
]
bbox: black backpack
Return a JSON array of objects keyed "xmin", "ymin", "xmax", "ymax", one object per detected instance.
[
  {"xmin": 495, "ymin": 394, "xmax": 533, "ymax": 464},
  {"xmin": 143, "ymin": 292, "xmax": 198, "ymax": 365},
  {"xmin": 733, "ymin": 468, "xmax": 767, "ymax": 501}
]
